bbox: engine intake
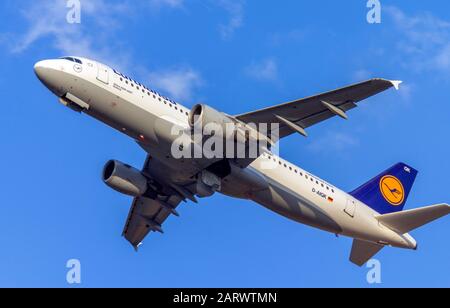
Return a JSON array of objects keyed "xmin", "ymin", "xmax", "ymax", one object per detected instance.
[
  {"xmin": 102, "ymin": 160, "xmax": 148, "ymax": 197},
  {"xmin": 188, "ymin": 104, "xmax": 272, "ymax": 159},
  {"xmin": 189, "ymin": 104, "xmax": 235, "ymax": 131}
]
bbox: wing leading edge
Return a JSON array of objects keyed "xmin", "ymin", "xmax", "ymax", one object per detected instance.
[{"xmin": 236, "ymin": 79, "xmax": 402, "ymax": 139}]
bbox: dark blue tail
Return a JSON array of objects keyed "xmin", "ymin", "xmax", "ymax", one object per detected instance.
[{"xmin": 350, "ymin": 163, "xmax": 418, "ymax": 214}]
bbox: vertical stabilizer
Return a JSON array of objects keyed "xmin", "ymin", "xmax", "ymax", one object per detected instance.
[{"xmin": 350, "ymin": 163, "xmax": 418, "ymax": 214}]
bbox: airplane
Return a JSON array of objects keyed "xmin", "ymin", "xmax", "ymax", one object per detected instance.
[{"xmin": 34, "ymin": 56, "xmax": 449, "ymax": 266}]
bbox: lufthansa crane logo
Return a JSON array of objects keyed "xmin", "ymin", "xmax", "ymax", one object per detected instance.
[
  {"xmin": 73, "ymin": 64, "xmax": 82, "ymax": 73},
  {"xmin": 380, "ymin": 175, "xmax": 405, "ymax": 206}
]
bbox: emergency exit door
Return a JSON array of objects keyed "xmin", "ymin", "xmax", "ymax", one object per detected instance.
[
  {"xmin": 97, "ymin": 63, "xmax": 109, "ymax": 84},
  {"xmin": 345, "ymin": 199, "xmax": 356, "ymax": 217}
]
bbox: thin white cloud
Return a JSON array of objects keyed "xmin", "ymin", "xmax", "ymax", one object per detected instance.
[
  {"xmin": 307, "ymin": 132, "xmax": 359, "ymax": 154},
  {"xmin": 385, "ymin": 6, "xmax": 450, "ymax": 73},
  {"xmin": 7, "ymin": 0, "xmax": 204, "ymax": 101},
  {"xmin": 352, "ymin": 69, "xmax": 373, "ymax": 81},
  {"xmin": 148, "ymin": 67, "xmax": 203, "ymax": 102},
  {"xmin": 434, "ymin": 43, "xmax": 450, "ymax": 69},
  {"xmin": 10, "ymin": 0, "xmax": 131, "ymax": 69},
  {"xmin": 245, "ymin": 58, "xmax": 279, "ymax": 82},
  {"xmin": 397, "ymin": 82, "xmax": 414, "ymax": 103},
  {"xmin": 269, "ymin": 29, "xmax": 307, "ymax": 46},
  {"xmin": 217, "ymin": 0, "xmax": 245, "ymax": 40},
  {"xmin": 147, "ymin": 0, "xmax": 185, "ymax": 9}
]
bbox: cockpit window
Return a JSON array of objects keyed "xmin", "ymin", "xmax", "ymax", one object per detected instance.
[{"xmin": 60, "ymin": 57, "xmax": 83, "ymax": 64}]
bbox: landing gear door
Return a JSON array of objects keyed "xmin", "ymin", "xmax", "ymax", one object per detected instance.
[
  {"xmin": 345, "ymin": 199, "xmax": 356, "ymax": 218},
  {"xmin": 97, "ymin": 63, "xmax": 109, "ymax": 84}
]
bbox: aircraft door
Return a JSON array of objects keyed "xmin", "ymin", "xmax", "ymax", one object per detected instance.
[
  {"xmin": 97, "ymin": 63, "xmax": 109, "ymax": 84},
  {"xmin": 345, "ymin": 199, "xmax": 356, "ymax": 217}
]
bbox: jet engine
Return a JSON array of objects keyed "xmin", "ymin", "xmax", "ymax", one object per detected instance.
[
  {"xmin": 102, "ymin": 160, "xmax": 148, "ymax": 197},
  {"xmin": 188, "ymin": 104, "xmax": 272, "ymax": 159},
  {"xmin": 189, "ymin": 104, "xmax": 235, "ymax": 135}
]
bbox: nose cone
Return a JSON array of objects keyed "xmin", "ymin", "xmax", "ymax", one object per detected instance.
[
  {"xmin": 34, "ymin": 60, "xmax": 52, "ymax": 80},
  {"xmin": 34, "ymin": 59, "xmax": 65, "ymax": 96}
]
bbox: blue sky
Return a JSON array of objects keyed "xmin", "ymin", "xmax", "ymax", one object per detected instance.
[{"xmin": 0, "ymin": 0, "xmax": 449, "ymax": 287}]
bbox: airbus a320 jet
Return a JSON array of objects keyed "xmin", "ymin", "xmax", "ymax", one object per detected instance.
[{"xmin": 35, "ymin": 57, "xmax": 449, "ymax": 266}]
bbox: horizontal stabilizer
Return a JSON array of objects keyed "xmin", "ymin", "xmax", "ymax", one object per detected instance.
[
  {"xmin": 376, "ymin": 204, "xmax": 450, "ymax": 234},
  {"xmin": 350, "ymin": 239, "xmax": 384, "ymax": 267}
]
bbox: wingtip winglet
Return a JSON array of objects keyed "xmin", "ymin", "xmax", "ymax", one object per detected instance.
[
  {"xmin": 390, "ymin": 80, "xmax": 403, "ymax": 90},
  {"xmin": 134, "ymin": 242, "xmax": 143, "ymax": 252}
]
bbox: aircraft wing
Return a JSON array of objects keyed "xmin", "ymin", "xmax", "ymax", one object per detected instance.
[
  {"xmin": 122, "ymin": 194, "xmax": 184, "ymax": 250},
  {"xmin": 122, "ymin": 157, "xmax": 186, "ymax": 250},
  {"xmin": 236, "ymin": 79, "xmax": 402, "ymax": 139}
]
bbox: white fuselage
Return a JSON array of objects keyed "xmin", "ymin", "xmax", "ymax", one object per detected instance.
[{"xmin": 34, "ymin": 57, "xmax": 417, "ymax": 250}]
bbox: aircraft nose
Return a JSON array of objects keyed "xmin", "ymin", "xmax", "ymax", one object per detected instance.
[
  {"xmin": 34, "ymin": 59, "xmax": 65, "ymax": 96},
  {"xmin": 34, "ymin": 60, "xmax": 52, "ymax": 79}
]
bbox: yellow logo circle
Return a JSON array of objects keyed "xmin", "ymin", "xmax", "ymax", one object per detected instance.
[{"xmin": 380, "ymin": 176, "xmax": 405, "ymax": 206}]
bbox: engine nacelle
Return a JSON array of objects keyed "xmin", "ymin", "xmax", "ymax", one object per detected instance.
[
  {"xmin": 102, "ymin": 160, "xmax": 148, "ymax": 197},
  {"xmin": 188, "ymin": 104, "xmax": 272, "ymax": 158},
  {"xmin": 189, "ymin": 104, "xmax": 235, "ymax": 134},
  {"xmin": 196, "ymin": 170, "xmax": 222, "ymax": 198}
]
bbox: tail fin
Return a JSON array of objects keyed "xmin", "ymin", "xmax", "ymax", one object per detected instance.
[{"xmin": 350, "ymin": 163, "xmax": 418, "ymax": 214}]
